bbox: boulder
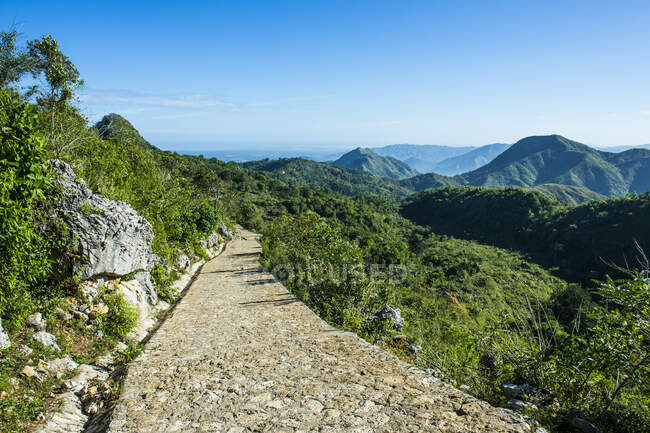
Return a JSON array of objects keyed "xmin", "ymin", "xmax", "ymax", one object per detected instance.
[
  {"xmin": 47, "ymin": 160, "xmax": 155, "ymax": 280},
  {"xmin": 219, "ymin": 221, "xmax": 236, "ymax": 239},
  {"xmin": 200, "ymin": 231, "xmax": 224, "ymax": 256},
  {"xmin": 372, "ymin": 306, "xmax": 404, "ymax": 331},
  {"xmin": 46, "ymin": 356, "xmax": 79, "ymax": 378},
  {"xmin": 27, "ymin": 312, "xmax": 47, "ymax": 330},
  {"xmin": 502, "ymin": 382, "xmax": 535, "ymax": 399},
  {"xmin": 0, "ymin": 318, "xmax": 10, "ymax": 349},
  {"xmin": 34, "ymin": 331, "xmax": 61, "ymax": 351},
  {"xmin": 174, "ymin": 254, "xmax": 190, "ymax": 271}
]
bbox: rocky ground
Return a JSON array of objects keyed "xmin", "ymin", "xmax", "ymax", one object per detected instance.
[{"xmin": 101, "ymin": 229, "xmax": 534, "ymax": 433}]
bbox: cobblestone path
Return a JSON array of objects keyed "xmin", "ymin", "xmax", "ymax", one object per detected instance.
[{"xmin": 106, "ymin": 229, "xmax": 531, "ymax": 433}]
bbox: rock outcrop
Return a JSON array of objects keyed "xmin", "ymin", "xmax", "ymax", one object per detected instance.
[
  {"xmin": 47, "ymin": 160, "xmax": 156, "ymax": 280},
  {"xmin": 372, "ymin": 305, "xmax": 405, "ymax": 331},
  {"xmin": 0, "ymin": 317, "xmax": 10, "ymax": 349}
]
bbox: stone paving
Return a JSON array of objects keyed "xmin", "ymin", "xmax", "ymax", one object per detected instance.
[{"xmin": 105, "ymin": 229, "xmax": 532, "ymax": 433}]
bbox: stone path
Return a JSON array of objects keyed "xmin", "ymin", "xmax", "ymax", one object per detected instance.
[{"xmin": 105, "ymin": 229, "xmax": 531, "ymax": 433}]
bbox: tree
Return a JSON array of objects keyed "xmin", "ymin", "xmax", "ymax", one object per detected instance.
[
  {"xmin": 0, "ymin": 30, "xmax": 35, "ymax": 91},
  {"xmin": 25, "ymin": 35, "xmax": 89, "ymax": 157},
  {"xmin": 27, "ymin": 35, "xmax": 82, "ymax": 109}
]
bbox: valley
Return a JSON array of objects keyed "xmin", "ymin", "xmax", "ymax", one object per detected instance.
[{"xmin": 0, "ymin": 27, "xmax": 648, "ymax": 433}]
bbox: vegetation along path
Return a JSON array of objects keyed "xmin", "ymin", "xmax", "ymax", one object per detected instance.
[{"xmin": 104, "ymin": 229, "xmax": 531, "ymax": 433}]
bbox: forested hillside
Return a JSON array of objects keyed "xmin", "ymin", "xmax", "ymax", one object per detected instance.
[
  {"xmin": 401, "ymin": 186, "xmax": 650, "ymax": 283},
  {"xmin": 1, "ymin": 31, "xmax": 648, "ymax": 433}
]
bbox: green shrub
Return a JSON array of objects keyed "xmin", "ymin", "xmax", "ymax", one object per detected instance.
[
  {"xmin": 150, "ymin": 264, "xmax": 180, "ymax": 303},
  {"xmin": 96, "ymin": 287, "xmax": 138, "ymax": 340},
  {"xmin": 0, "ymin": 89, "xmax": 52, "ymax": 328}
]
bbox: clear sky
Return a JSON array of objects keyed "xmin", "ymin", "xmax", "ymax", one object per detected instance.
[{"xmin": 2, "ymin": 0, "xmax": 649, "ymax": 150}]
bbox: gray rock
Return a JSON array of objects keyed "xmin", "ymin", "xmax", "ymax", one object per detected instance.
[
  {"xmin": 568, "ymin": 409, "xmax": 601, "ymax": 433},
  {"xmin": 200, "ymin": 231, "xmax": 221, "ymax": 251},
  {"xmin": 34, "ymin": 331, "xmax": 61, "ymax": 351},
  {"xmin": 47, "ymin": 356, "xmax": 79, "ymax": 378},
  {"xmin": 372, "ymin": 306, "xmax": 404, "ymax": 331},
  {"xmin": 408, "ymin": 343, "xmax": 422, "ymax": 353},
  {"xmin": 175, "ymin": 254, "xmax": 190, "ymax": 271},
  {"xmin": 18, "ymin": 345, "xmax": 33, "ymax": 356},
  {"xmin": 502, "ymin": 382, "xmax": 535, "ymax": 399},
  {"xmin": 47, "ymin": 160, "xmax": 155, "ymax": 279},
  {"xmin": 219, "ymin": 221, "xmax": 236, "ymax": 239},
  {"xmin": 0, "ymin": 318, "xmax": 10, "ymax": 349},
  {"xmin": 27, "ymin": 312, "xmax": 47, "ymax": 330},
  {"xmin": 134, "ymin": 271, "xmax": 158, "ymax": 305},
  {"xmin": 508, "ymin": 399, "xmax": 538, "ymax": 412}
]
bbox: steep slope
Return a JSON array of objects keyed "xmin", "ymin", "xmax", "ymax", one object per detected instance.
[
  {"xmin": 371, "ymin": 143, "xmax": 476, "ymax": 172},
  {"xmin": 432, "ymin": 143, "xmax": 511, "ymax": 175},
  {"xmin": 333, "ymin": 147, "xmax": 419, "ymax": 179}
]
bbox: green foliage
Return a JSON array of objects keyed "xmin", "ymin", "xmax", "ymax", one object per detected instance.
[
  {"xmin": 0, "ymin": 89, "xmax": 52, "ymax": 328},
  {"xmin": 96, "ymin": 286, "xmax": 138, "ymax": 340},
  {"xmin": 243, "ymin": 157, "xmax": 412, "ymax": 200},
  {"xmin": 150, "ymin": 264, "xmax": 180, "ymax": 303},
  {"xmin": 0, "ymin": 30, "xmax": 35, "ymax": 91},
  {"xmin": 114, "ymin": 339, "xmax": 143, "ymax": 365},
  {"xmin": 530, "ymin": 183, "xmax": 607, "ymax": 205},
  {"xmin": 237, "ymin": 200, "xmax": 263, "ymax": 230},
  {"xmin": 402, "ymin": 186, "xmax": 650, "ymax": 284},
  {"xmin": 27, "ymin": 35, "xmax": 83, "ymax": 108},
  {"xmin": 261, "ymin": 211, "xmax": 387, "ymax": 323}
]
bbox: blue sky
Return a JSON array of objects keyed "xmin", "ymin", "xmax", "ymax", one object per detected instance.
[{"xmin": 2, "ymin": 0, "xmax": 649, "ymax": 151}]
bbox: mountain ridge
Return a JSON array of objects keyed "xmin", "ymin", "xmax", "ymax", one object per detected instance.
[{"xmin": 333, "ymin": 147, "xmax": 420, "ymax": 179}]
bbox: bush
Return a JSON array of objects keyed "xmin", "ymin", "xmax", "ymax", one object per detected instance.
[
  {"xmin": 0, "ymin": 89, "xmax": 52, "ymax": 328},
  {"xmin": 150, "ymin": 264, "xmax": 180, "ymax": 303},
  {"xmin": 96, "ymin": 287, "xmax": 138, "ymax": 340}
]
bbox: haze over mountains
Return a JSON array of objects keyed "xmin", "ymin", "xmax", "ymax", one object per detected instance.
[
  {"xmin": 243, "ymin": 134, "xmax": 650, "ymax": 203},
  {"xmin": 371, "ymin": 144, "xmax": 475, "ymax": 173}
]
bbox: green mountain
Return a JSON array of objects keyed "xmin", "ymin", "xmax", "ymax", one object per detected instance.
[
  {"xmin": 242, "ymin": 157, "xmax": 411, "ymax": 200},
  {"xmin": 332, "ymin": 147, "xmax": 419, "ymax": 179},
  {"xmin": 529, "ymin": 184, "xmax": 607, "ymax": 205},
  {"xmin": 94, "ymin": 113, "xmax": 156, "ymax": 151},
  {"xmin": 371, "ymin": 143, "xmax": 476, "ymax": 172},
  {"xmin": 432, "ymin": 143, "xmax": 511, "ymax": 175},
  {"xmin": 403, "ymin": 135, "xmax": 650, "ymax": 196}
]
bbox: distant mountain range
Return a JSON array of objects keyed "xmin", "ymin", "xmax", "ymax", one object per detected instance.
[
  {"xmin": 371, "ymin": 144, "xmax": 475, "ymax": 173},
  {"xmin": 596, "ymin": 144, "xmax": 650, "ymax": 153},
  {"xmin": 431, "ymin": 143, "xmax": 511, "ymax": 175},
  {"xmin": 332, "ymin": 148, "xmax": 419, "ymax": 179},
  {"xmin": 244, "ymin": 134, "xmax": 650, "ymax": 203},
  {"xmin": 403, "ymin": 135, "xmax": 650, "ymax": 196}
]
